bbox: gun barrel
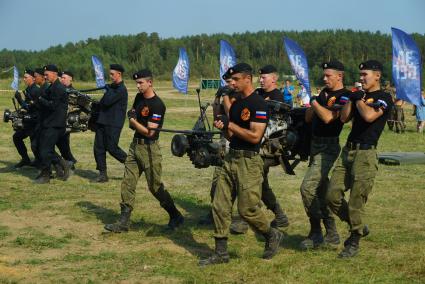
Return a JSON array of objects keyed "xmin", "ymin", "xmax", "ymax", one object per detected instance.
[{"xmin": 148, "ymin": 127, "xmax": 221, "ymax": 135}]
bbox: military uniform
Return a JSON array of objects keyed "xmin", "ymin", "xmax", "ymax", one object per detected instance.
[
  {"xmin": 36, "ymin": 66, "xmax": 69, "ymax": 183},
  {"xmin": 327, "ymin": 60, "xmax": 393, "ymax": 258},
  {"xmin": 200, "ymin": 63, "xmax": 283, "ymax": 266},
  {"xmin": 105, "ymin": 69, "xmax": 183, "ymax": 233},
  {"xmin": 13, "ymin": 74, "xmax": 41, "ymax": 167},
  {"xmin": 300, "ymin": 85, "xmax": 349, "ymax": 249},
  {"xmin": 94, "ymin": 74, "xmax": 128, "ymax": 180}
]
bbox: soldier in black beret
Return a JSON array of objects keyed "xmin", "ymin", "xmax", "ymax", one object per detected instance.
[
  {"xmin": 12, "ymin": 69, "xmax": 41, "ymax": 168},
  {"xmin": 327, "ymin": 60, "xmax": 393, "ymax": 258},
  {"xmin": 200, "ymin": 63, "xmax": 283, "ymax": 266},
  {"xmin": 105, "ymin": 68, "xmax": 184, "ymax": 233},
  {"xmin": 198, "ymin": 68, "xmax": 241, "ymax": 226},
  {"xmin": 34, "ymin": 64, "xmax": 70, "ymax": 183},
  {"xmin": 56, "ymin": 70, "xmax": 78, "ymax": 169},
  {"xmin": 228, "ymin": 64, "xmax": 290, "ymax": 235},
  {"xmin": 299, "ymin": 59, "xmax": 350, "ymax": 250},
  {"xmin": 93, "ymin": 63, "xmax": 128, "ymax": 182}
]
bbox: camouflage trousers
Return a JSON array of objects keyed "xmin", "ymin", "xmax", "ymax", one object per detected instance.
[
  {"xmin": 300, "ymin": 137, "xmax": 341, "ymax": 220},
  {"xmin": 326, "ymin": 146, "xmax": 378, "ymax": 235},
  {"xmin": 212, "ymin": 150, "xmax": 270, "ymax": 238},
  {"xmin": 121, "ymin": 141, "xmax": 163, "ymax": 209}
]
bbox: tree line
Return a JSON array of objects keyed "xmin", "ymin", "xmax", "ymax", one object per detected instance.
[{"xmin": 0, "ymin": 30, "xmax": 424, "ymax": 86}]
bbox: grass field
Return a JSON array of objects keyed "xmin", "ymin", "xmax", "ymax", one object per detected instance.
[{"xmin": 0, "ymin": 79, "xmax": 424, "ymax": 283}]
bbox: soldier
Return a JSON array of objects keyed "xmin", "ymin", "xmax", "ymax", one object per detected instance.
[
  {"xmin": 31, "ymin": 68, "xmax": 50, "ymax": 168},
  {"xmin": 12, "ymin": 69, "xmax": 41, "ymax": 168},
  {"xmin": 326, "ymin": 60, "xmax": 393, "ymax": 258},
  {"xmin": 34, "ymin": 64, "xmax": 70, "ymax": 184},
  {"xmin": 199, "ymin": 70, "xmax": 239, "ymax": 225},
  {"xmin": 199, "ymin": 63, "xmax": 283, "ymax": 266},
  {"xmin": 57, "ymin": 70, "xmax": 77, "ymax": 169},
  {"xmin": 299, "ymin": 60, "xmax": 349, "ymax": 250},
  {"xmin": 105, "ymin": 69, "xmax": 184, "ymax": 233},
  {"xmin": 93, "ymin": 64, "xmax": 128, "ymax": 182},
  {"xmin": 229, "ymin": 65, "xmax": 289, "ymax": 234}
]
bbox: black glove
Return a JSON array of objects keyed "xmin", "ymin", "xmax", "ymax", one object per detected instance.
[
  {"xmin": 215, "ymin": 86, "xmax": 231, "ymax": 97},
  {"xmin": 217, "ymin": 114, "xmax": 229, "ymax": 130},
  {"xmin": 367, "ymin": 99, "xmax": 388, "ymax": 110},
  {"xmin": 350, "ymin": 91, "xmax": 365, "ymax": 102},
  {"xmin": 127, "ymin": 109, "xmax": 137, "ymax": 120}
]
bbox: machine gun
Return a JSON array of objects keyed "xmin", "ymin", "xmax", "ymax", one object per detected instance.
[
  {"xmin": 261, "ymin": 100, "xmax": 311, "ymax": 175},
  {"xmin": 3, "ymin": 98, "xmax": 37, "ymax": 131},
  {"xmin": 65, "ymin": 87, "xmax": 103, "ymax": 133},
  {"xmin": 150, "ymin": 88, "xmax": 223, "ymax": 169}
]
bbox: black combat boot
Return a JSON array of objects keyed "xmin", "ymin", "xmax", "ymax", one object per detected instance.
[
  {"xmin": 199, "ymin": 237, "xmax": 229, "ymax": 266},
  {"xmin": 104, "ymin": 204, "xmax": 132, "ymax": 233},
  {"xmin": 344, "ymin": 225, "xmax": 369, "ymax": 247},
  {"xmin": 263, "ymin": 227, "xmax": 284, "ymax": 259},
  {"xmin": 95, "ymin": 170, "xmax": 108, "ymax": 183},
  {"xmin": 300, "ymin": 218, "xmax": 324, "ymax": 250},
  {"xmin": 270, "ymin": 203, "xmax": 290, "ymax": 229},
  {"xmin": 14, "ymin": 158, "xmax": 31, "ymax": 169},
  {"xmin": 34, "ymin": 169, "xmax": 50, "ymax": 184},
  {"xmin": 338, "ymin": 231, "xmax": 361, "ymax": 258},
  {"xmin": 323, "ymin": 217, "xmax": 340, "ymax": 246},
  {"xmin": 154, "ymin": 185, "xmax": 184, "ymax": 230},
  {"xmin": 57, "ymin": 158, "xmax": 70, "ymax": 181},
  {"xmin": 229, "ymin": 216, "xmax": 249, "ymax": 234}
]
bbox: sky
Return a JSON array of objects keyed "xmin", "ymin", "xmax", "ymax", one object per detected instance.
[{"xmin": 0, "ymin": 0, "xmax": 424, "ymax": 51}]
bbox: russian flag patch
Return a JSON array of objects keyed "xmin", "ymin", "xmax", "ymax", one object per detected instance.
[
  {"xmin": 255, "ymin": 111, "xmax": 267, "ymax": 119},
  {"xmin": 152, "ymin": 114, "xmax": 162, "ymax": 121}
]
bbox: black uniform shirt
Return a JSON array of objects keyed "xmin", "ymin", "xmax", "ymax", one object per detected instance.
[
  {"xmin": 22, "ymin": 83, "xmax": 41, "ymax": 112},
  {"xmin": 347, "ymin": 90, "xmax": 393, "ymax": 146},
  {"xmin": 229, "ymin": 91, "xmax": 268, "ymax": 152},
  {"xmin": 132, "ymin": 92, "xmax": 166, "ymax": 140},
  {"xmin": 257, "ymin": 88, "xmax": 284, "ymax": 103},
  {"xmin": 312, "ymin": 88, "xmax": 349, "ymax": 137}
]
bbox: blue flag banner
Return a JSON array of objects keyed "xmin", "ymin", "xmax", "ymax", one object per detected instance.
[
  {"xmin": 11, "ymin": 66, "xmax": 19, "ymax": 90},
  {"xmin": 91, "ymin": 55, "xmax": 106, "ymax": 88},
  {"xmin": 283, "ymin": 37, "xmax": 311, "ymax": 97},
  {"xmin": 220, "ymin": 40, "xmax": 236, "ymax": 86},
  {"xmin": 172, "ymin": 48, "xmax": 190, "ymax": 94},
  {"xmin": 391, "ymin": 27, "xmax": 422, "ymax": 106}
]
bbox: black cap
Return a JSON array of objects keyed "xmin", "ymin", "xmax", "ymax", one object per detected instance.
[
  {"xmin": 258, "ymin": 65, "xmax": 277, "ymax": 75},
  {"xmin": 24, "ymin": 69, "xmax": 34, "ymax": 77},
  {"xmin": 110, "ymin": 64, "xmax": 125, "ymax": 73},
  {"xmin": 322, "ymin": 60, "xmax": 345, "ymax": 71},
  {"xmin": 222, "ymin": 69, "xmax": 231, "ymax": 80},
  {"xmin": 43, "ymin": 64, "xmax": 59, "ymax": 73},
  {"xmin": 359, "ymin": 60, "xmax": 383, "ymax": 72},
  {"xmin": 34, "ymin": 68, "xmax": 44, "ymax": 76},
  {"xmin": 61, "ymin": 70, "xmax": 74, "ymax": 78},
  {"xmin": 228, "ymin": 63, "xmax": 253, "ymax": 75},
  {"xmin": 133, "ymin": 69, "xmax": 152, "ymax": 80}
]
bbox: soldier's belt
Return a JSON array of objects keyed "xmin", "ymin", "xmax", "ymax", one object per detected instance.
[
  {"xmin": 312, "ymin": 135, "xmax": 339, "ymax": 144},
  {"xmin": 345, "ymin": 142, "xmax": 376, "ymax": 151},
  {"xmin": 228, "ymin": 148, "xmax": 259, "ymax": 158},
  {"xmin": 133, "ymin": 137, "xmax": 156, "ymax": 145}
]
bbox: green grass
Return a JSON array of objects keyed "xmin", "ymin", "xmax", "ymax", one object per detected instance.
[{"xmin": 0, "ymin": 79, "xmax": 424, "ymax": 283}]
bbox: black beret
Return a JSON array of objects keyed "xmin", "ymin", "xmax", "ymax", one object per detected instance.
[
  {"xmin": 110, "ymin": 64, "xmax": 125, "ymax": 73},
  {"xmin": 259, "ymin": 65, "xmax": 277, "ymax": 74},
  {"xmin": 34, "ymin": 68, "xmax": 44, "ymax": 76},
  {"xmin": 228, "ymin": 63, "xmax": 253, "ymax": 75},
  {"xmin": 43, "ymin": 64, "xmax": 59, "ymax": 73},
  {"xmin": 322, "ymin": 60, "xmax": 344, "ymax": 71},
  {"xmin": 61, "ymin": 70, "xmax": 74, "ymax": 78},
  {"xmin": 359, "ymin": 60, "xmax": 383, "ymax": 72},
  {"xmin": 132, "ymin": 69, "xmax": 152, "ymax": 80},
  {"xmin": 222, "ymin": 69, "xmax": 231, "ymax": 80},
  {"xmin": 24, "ymin": 69, "xmax": 34, "ymax": 77}
]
